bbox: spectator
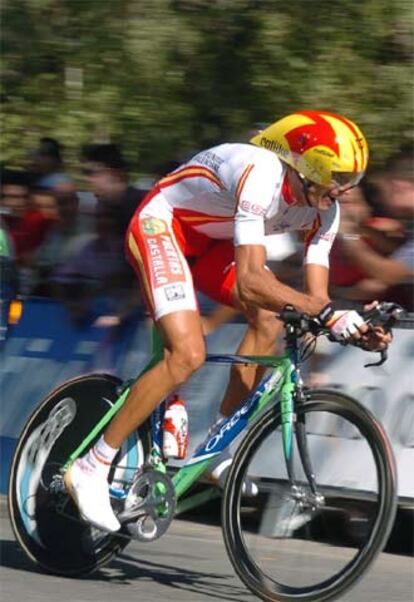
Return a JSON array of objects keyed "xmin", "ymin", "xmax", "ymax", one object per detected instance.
[
  {"xmin": 81, "ymin": 143, "xmax": 147, "ymax": 238},
  {"xmin": 329, "ymin": 185, "xmax": 376, "ymax": 291},
  {"xmin": 30, "ymin": 137, "xmax": 74, "ymax": 191},
  {"xmin": 51, "ymin": 205, "xmax": 140, "ymax": 326},
  {"xmin": 336, "ymin": 151, "xmax": 413, "ymax": 309},
  {"xmin": 33, "ymin": 190, "xmax": 94, "ymax": 296},
  {"xmin": 1, "ymin": 170, "xmax": 55, "ymax": 293},
  {"xmin": 31, "ymin": 187, "xmax": 59, "ymax": 220}
]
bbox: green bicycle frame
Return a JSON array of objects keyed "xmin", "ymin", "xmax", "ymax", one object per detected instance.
[{"xmin": 63, "ymin": 325, "xmax": 298, "ymax": 504}]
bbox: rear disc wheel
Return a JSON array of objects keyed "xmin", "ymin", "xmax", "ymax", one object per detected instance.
[{"xmin": 8, "ymin": 373, "xmax": 151, "ymax": 576}]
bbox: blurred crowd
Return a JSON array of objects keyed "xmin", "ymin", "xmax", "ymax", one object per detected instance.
[
  {"xmin": 0, "ymin": 137, "xmax": 413, "ymax": 340},
  {"xmin": 0, "ymin": 139, "xmax": 157, "ymax": 334}
]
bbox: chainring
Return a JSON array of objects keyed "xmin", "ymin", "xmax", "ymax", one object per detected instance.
[{"xmin": 117, "ymin": 468, "xmax": 176, "ymax": 542}]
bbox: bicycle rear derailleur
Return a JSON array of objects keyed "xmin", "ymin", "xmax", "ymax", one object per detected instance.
[{"xmin": 116, "ymin": 467, "xmax": 176, "ymax": 543}]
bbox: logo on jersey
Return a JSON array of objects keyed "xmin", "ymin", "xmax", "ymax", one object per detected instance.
[
  {"xmin": 239, "ymin": 200, "xmax": 266, "ymax": 217},
  {"xmin": 165, "ymin": 284, "xmax": 185, "ymax": 301},
  {"xmin": 192, "ymin": 150, "xmax": 223, "ymax": 171},
  {"xmin": 145, "ymin": 232, "xmax": 186, "ymax": 288},
  {"xmin": 142, "ymin": 217, "xmax": 166, "ymax": 235}
]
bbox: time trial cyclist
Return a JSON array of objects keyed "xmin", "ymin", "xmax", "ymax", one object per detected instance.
[{"xmin": 64, "ymin": 109, "xmax": 391, "ymax": 532}]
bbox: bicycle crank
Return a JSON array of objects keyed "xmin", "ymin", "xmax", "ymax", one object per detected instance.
[{"xmin": 117, "ymin": 468, "xmax": 176, "ymax": 542}]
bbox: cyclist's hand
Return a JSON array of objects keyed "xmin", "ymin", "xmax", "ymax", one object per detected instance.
[
  {"xmin": 327, "ymin": 310, "xmax": 367, "ymax": 342},
  {"xmin": 359, "ymin": 325, "xmax": 392, "ymax": 351},
  {"xmin": 318, "ymin": 304, "xmax": 367, "ymax": 342},
  {"xmin": 359, "ymin": 301, "xmax": 393, "ymax": 351},
  {"xmin": 319, "ymin": 301, "xmax": 393, "ymax": 350}
]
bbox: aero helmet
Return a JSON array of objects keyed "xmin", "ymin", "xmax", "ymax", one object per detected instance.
[{"xmin": 250, "ymin": 110, "xmax": 369, "ymax": 187}]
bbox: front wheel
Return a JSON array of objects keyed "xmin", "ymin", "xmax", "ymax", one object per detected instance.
[
  {"xmin": 222, "ymin": 389, "xmax": 397, "ymax": 602},
  {"xmin": 8, "ymin": 373, "xmax": 151, "ymax": 576}
]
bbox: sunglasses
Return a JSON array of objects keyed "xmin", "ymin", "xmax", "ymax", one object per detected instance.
[{"xmin": 331, "ymin": 171, "xmax": 365, "ymax": 188}]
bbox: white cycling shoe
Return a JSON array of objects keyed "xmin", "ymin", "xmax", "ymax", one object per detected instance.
[{"xmin": 64, "ymin": 459, "xmax": 120, "ymax": 533}]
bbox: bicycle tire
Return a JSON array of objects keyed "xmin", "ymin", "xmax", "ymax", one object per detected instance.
[
  {"xmin": 8, "ymin": 373, "xmax": 151, "ymax": 576},
  {"xmin": 222, "ymin": 388, "xmax": 397, "ymax": 602}
]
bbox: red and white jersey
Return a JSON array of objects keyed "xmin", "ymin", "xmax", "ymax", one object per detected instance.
[
  {"xmin": 127, "ymin": 144, "xmax": 340, "ymax": 319},
  {"xmin": 155, "ymin": 143, "xmax": 339, "ymax": 267}
]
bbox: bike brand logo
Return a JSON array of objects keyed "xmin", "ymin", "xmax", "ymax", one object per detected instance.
[
  {"xmin": 16, "ymin": 397, "xmax": 77, "ymax": 544},
  {"xmin": 142, "ymin": 217, "xmax": 167, "ymax": 235},
  {"xmin": 204, "ymin": 390, "xmax": 260, "ymax": 452}
]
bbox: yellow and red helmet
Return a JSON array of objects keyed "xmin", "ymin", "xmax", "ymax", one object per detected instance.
[{"xmin": 250, "ymin": 110, "xmax": 369, "ymax": 187}]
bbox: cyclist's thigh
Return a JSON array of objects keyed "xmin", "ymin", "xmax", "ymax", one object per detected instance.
[
  {"xmin": 126, "ymin": 190, "xmax": 198, "ymax": 321},
  {"xmin": 191, "ymin": 240, "xmax": 239, "ymax": 308}
]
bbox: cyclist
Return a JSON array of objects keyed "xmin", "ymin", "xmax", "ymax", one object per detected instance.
[{"xmin": 65, "ymin": 110, "xmax": 391, "ymax": 532}]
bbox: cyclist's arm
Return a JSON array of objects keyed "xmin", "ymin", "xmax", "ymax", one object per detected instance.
[
  {"xmin": 304, "ymin": 202, "xmax": 339, "ymax": 269},
  {"xmin": 235, "ymin": 244, "xmax": 327, "ymax": 315},
  {"xmin": 301, "ymin": 202, "xmax": 339, "ymax": 305},
  {"xmin": 304, "ymin": 263, "xmax": 330, "ymax": 303}
]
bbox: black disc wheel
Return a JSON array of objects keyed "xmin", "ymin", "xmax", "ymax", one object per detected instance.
[
  {"xmin": 222, "ymin": 389, "xmax": 397, "ymax": 602},
  {"xmin": 8, "ymin": 373, "xmax": 151, "ymax": 576}
]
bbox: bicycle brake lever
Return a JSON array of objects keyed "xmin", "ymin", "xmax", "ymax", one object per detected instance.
[
  {"xmin": 364, "ymin": 348, "xmax": 388, "ymax": 368},
  {"xmin": 364, "ymin": 302, "xmax": 406, "ymax": 332}
]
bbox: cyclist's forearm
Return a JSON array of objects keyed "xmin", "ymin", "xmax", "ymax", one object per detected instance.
[{"xmin": 238, "ymin": 270, "xmax": 327, "ymax": 316}]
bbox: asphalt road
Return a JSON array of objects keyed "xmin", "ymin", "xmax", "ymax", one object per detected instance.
[{"xmin": 1, "ymin": 508, "xmax": 413, "ymax": 602}]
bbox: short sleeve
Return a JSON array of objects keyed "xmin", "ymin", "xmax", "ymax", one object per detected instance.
[
  {"xmin": 304, "ymin": 202, "xmax": 340, "ymax": 268},
  {"xmin": 234, "ymin": 154, "xmax": 283, "ymax": 246}
]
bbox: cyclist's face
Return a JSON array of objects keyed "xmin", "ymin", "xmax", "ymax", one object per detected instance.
[{"xmin": 306, "ymin": 182, "xmax": 353, "ymax": 210}]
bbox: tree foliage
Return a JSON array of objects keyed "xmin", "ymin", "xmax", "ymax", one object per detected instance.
[{"xmin": 1, "ymin": 0, "xmax": 413, "ymax": 174}]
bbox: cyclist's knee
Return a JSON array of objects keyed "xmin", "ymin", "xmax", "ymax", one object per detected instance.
[{"xmin": 165, "ymin": 342, "xmax": 206, "ymax": 386}]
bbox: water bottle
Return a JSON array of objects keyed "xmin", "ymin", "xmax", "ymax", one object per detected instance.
[{"xmin": 162, "ymin": 395, "xmax": 189, "ymax": 459}]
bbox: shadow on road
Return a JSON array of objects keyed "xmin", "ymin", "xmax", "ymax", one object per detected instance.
[
  {"xmin": 102, "ymin": 552, "xmax": 254, "ymax": 601},
  {"xmin": 0, "ymin": 539, "xmax": 44, "ymax": 574},
  {"xmin": 0, "ymin": 539, "xmax": 254, "ymax": 602}
]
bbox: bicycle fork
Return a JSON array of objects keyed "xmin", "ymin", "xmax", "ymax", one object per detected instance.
[{"xmin": 281, "ymin": 367, "xmax": 324, "ymax": 510}]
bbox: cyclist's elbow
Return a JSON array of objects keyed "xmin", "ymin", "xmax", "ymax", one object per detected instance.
[
  {"xmin": 237, "ymin": 276, "xmax": 260, "ymax": 306},
  {"xmin": 237, "ymin": 267, "xmax": 272, "ymax": 306}
]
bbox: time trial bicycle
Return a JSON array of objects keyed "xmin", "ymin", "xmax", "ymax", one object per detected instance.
[{"xmin": 8, "ymin": 301, "xmax": 403, "ymax": 602}]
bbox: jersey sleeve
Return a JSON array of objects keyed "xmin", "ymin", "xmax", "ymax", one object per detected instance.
[
  {"xmin": 304, "ymin": 202, "xmax": 340, "ymax": 268},
  {"xmin": 233, "ymin": 153, "xmax": 283, "ymax": 247}
]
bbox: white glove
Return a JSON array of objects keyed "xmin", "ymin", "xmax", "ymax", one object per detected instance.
[{"xmin": 324, "ymin": 310, "xmax": 366, "ymax": 340}]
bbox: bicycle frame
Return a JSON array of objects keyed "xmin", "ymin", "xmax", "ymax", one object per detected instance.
[{"xmin": 63, "ymin": 324, "xmax": 313, "ymax": 508}]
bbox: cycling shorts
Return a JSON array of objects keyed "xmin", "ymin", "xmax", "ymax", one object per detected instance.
[{"xmin": 125, "ymin": 186, "xmax": 237, "ymax": 320}]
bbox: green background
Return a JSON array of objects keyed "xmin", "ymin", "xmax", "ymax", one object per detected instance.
[{"xmin": 1, "ymin": 0, "xmax": 413, "ymax": 175}]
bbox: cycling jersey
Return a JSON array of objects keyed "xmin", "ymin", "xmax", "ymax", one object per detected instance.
[{"xmin": 126, "ymin": 143, "xmax": 339, "ymax": 319}]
